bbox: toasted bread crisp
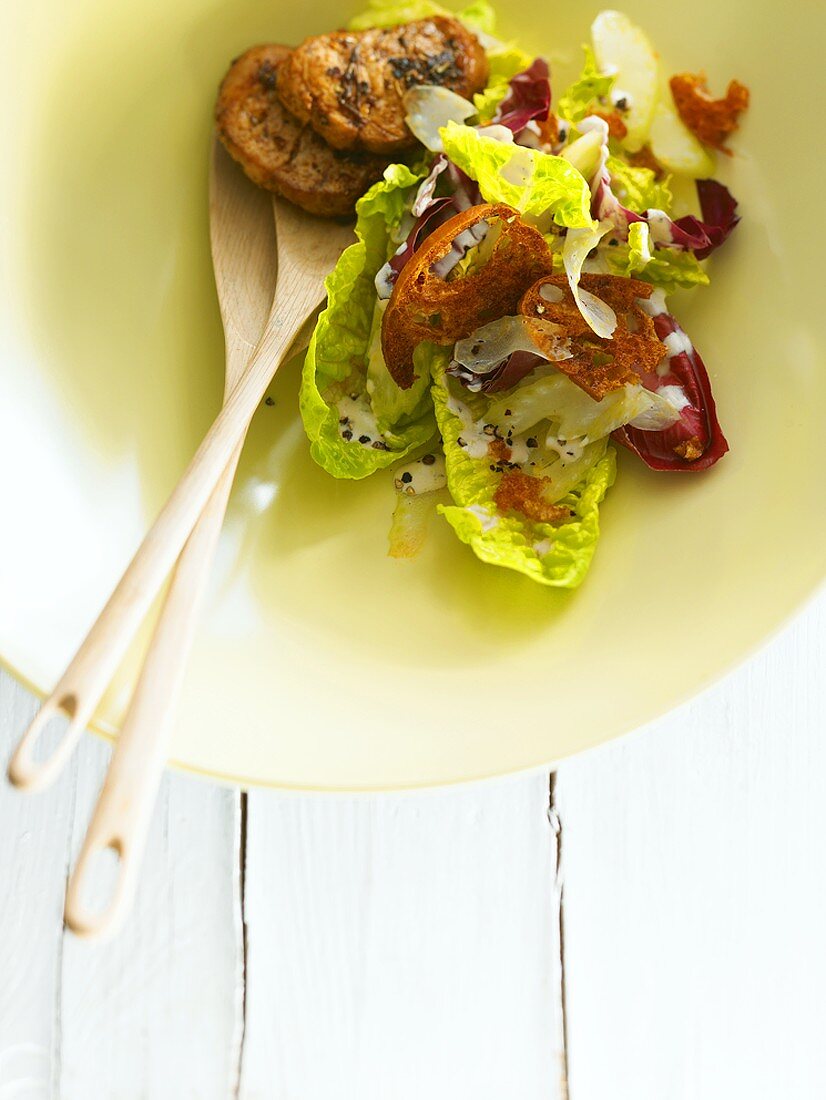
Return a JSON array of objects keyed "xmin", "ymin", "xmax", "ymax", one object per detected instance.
[
  {"xmin": 381, "ymin": 204, "xmax": 555, "ymax": 389},
  {"xmin": 216, "ymin": 45, "xmax": 389, "ymax": 217},
  {"xmin": 276, "ymin": 18, "xmax": 489, "ymax": 154},
  {"xmin": 519, "ymin": 274, "xmax": 667, "ymax": 400},
  {"xmin": 493, "ymin": 471, "xmax": 572, "ymax": 525},
  {"xmin": 669, "ymin": 72, "xmax": 750, "ymax": 153}
]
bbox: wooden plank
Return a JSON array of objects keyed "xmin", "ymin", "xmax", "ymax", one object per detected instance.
[
  {"xmin": 0, "ymin": 669, "xmax": 244, "ymax": 1099},
  {"xmin": 240, "ymin": 775, "xmax": 564, "ymax": 1100},
  {"xmin": 556, "ymin": 590, "xmax": 826, "ymax": 1100},
  {"xmin": 0, "ymin": 672, "xmax": 77, "ymax": 1097},
  {"xmin": 59, "ymin": 743, "xmax": 244, "ymax": 1100}
]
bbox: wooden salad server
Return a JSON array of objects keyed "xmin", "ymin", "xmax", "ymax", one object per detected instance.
[
  {"xmin": 9, "ymin": 142, "xmax": 353, "ymax": 814},
  {"xmin": 60, "ymin": 141, "xmax": 277, "ymax": 936}
]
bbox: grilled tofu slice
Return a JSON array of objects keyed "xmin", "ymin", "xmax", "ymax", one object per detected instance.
[
  {"xmin": 276, "ymin": 17, "xmax": 489, "ymax": 154},
  {"xmin": 215, "ymin": 44, "xmax": 389, "ymax": 218}
]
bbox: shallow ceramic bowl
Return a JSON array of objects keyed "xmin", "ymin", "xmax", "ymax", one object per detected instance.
[{"xmin": 1, "ymin": 0, "xmax": 823, "ymax": 789}]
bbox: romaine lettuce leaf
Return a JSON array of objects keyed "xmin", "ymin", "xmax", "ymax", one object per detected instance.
[
  {"xmin": 439, "ymin": 123, "xmax": 595, "ymax": 228},
  {"xmin": 557, "ymin": 46, "xmax": 615, "ymax": 124},
  {"xmin": 606, "ymin": 155, "xmax": 672, "ymax": 214},
  {"xmin": 349, "ymin": 0, "xmax": 495, "ymax": 32},
  {"xmin": 430, "ymin": 355, "xmax": 617, "ymax": 587},
  {"xmin": 300, "ymin": 165, "xmax": 437, "ymax": 478},
  {"xmin": 366, "ymin": 302, "xmax": 434, "ymax": 432}
]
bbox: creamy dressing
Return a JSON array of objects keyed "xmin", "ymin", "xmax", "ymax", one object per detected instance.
[
  {"xmin": 533, "ymin": 538, "xmax": 554, "ymax": 557},
  {"xmin": 337, "ymin": 394, "xmax": 385, "ymax": 448},
  {"xmin": 446, "ymin": 393, "xmax": 490, "ymax": 458},
  {"xmin": 657, "ymin": 383, "xmax": 691, "ymax": 411},
  {"xmin": 663, "ymin": 329, "xmax": 694, "ymax": 358},
  {"xmin": 544, "ymin": 433, "xmax": 587, "ymax": 464},
  {"xmin": 637, "ymin": 287, "xmax": 668, "ymax": 317},
  {"xmin": 466, "ymin": 504, "xmax": 499, "ymax": 532},
  {"xmin": 394, "ymin": 452, "xmax": 447, "ymax": 495},
  {"xmin": 645, "ymin": 209, "xmax": 673, "ymax": 245},
  {"xmin": 498, "ymin": 145, "xmax": 535, "ymax": 188},
  {"xmin": 375, "ymin": 262, "xmax": 396, "ymax": 300},
  {"xmin": 506, "ymin": 435, "xmax": 532, "ymax": 465}
]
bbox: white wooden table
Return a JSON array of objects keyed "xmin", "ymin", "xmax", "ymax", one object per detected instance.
[{"xmin": 2, "ymin": 589, "xmax": 824, "ymax": 1100}]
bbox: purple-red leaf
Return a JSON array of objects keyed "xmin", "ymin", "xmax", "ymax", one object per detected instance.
[
  {"xmin": 612, "ymin": 308, "xmax": 728, "ymax": 471},
  {"xmin": 447, "ymin": 349, "xmax": 547, "ymax": 393},
  {"xmin": 493, "ymin": 59, "xmax": 552, "ymax": 133},
  {"xmin": 671, "ymin": 179, "xmax": 740, "ymax": 260}
]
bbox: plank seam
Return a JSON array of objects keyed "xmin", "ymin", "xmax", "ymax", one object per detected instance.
[
  {"xmin": 54, "ymin": 749, "xmax": 82, "ymax": 1097},
  {"xmin": 549, "ymin": 772, "xmax": 570, "ymax": 1100},
  {"xmin": 231, "ymin": 791, "xmax": 248, "ymax": 1099}
]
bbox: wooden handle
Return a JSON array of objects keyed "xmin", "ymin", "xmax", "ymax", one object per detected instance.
[
  {"xmin": 64, "ymin": 443, "xmax": 242, "ymax": 937},
  {"xmin": 8, "ymin": 279, "xmax": 318, "ymax": 792}
]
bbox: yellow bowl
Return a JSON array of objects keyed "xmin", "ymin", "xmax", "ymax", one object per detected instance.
[{"xmin": 1, "ymin": 0, "xmax": 823, "ymax": 789}]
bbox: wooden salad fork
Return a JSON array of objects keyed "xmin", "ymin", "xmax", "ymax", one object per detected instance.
[{"xmin": 9, "ymin": 141, "xmax": 354, "ymax": 931}]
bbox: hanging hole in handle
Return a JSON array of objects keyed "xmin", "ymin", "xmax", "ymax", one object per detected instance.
[
  {"xmin": 64, "ymin": 838, "xmax": 130, "ymax": 940},
  {"xmin": 7, "ymin": 694, "xmax": 80, "ymax": 790}
]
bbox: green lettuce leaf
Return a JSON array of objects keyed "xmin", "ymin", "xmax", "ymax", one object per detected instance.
[
  {"xmin": 300, "ymin": 165, "xmax": 437, "ymax": 478},
  {"xmin": 558, "ymin": 46, "xmax": 615, "ymax": 124},
  {"xmin": 366, "ymin": 302, "xmax": 433, "ymax": 434},
  {"xmin": 439, "ymin": 122, "xmax": 595, "ymax": 228},
  {"xmin": 349, "ymin": 0, "xmax": 495, "ymax": 32},
  {"xmin": 601, "ymin": 224, "xmax": 710, "ymax": 291},
  {"xmin": 625, "ymin": 220, "xmax": 652, "ymax": 268},
  {"xmin": 606, "ymin": 155, "xmax": 672, "ymax": 214},
  {"xmin": 430, "ymin": 356, "xmax": 617, "ymax": 587},
  {"xmin": 473, "ymin": 43, "xmax": 536, "ymax": 121}
]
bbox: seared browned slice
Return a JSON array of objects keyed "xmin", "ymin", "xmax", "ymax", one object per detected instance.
[
  {"xmin": 519, "ymin": 275, "xmax": 667, "ymax": 400},
  {"xmin": 215, "ymin": 44, "xmax": 389, "ymax": 218},
  {"xmin": 276, "ymin": 17, "xmax": 489, "ymax": 154}
]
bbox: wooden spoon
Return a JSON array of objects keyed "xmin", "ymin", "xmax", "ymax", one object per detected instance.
[
  {"xmin": 61, "ymin": 142, "xmax": 278, "ymax": 937},
  {"xmin": 8, "ymin": 146, "xmax": 354, "ymax": 797}
]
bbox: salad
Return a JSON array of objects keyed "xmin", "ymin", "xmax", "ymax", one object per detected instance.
[{"xmin": 218, "ymin": 2, "xmax": 750, "ymax": 587}]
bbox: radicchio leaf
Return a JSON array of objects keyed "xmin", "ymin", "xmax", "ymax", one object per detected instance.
[
  {"xmin": 493, "ymin": 58, "xmax": 552, "ymax": 134},
  {"xmin": 455, "ymin": 349, "xmax": 548, "ymax": 393},
  {"xmin": 612, "ymin": 299, "xmax": 728, "ymax": 470},
  {"xmin": 375, "ymin": 157, "xmax": 483, "ymax": 298},
  {"xmin": 670, "ymin": 179, "xmax": 740, "ymax": 260},
  {"xmin": 376, "ymin": 195, "xmax": 455, "ymax": 298},
  {"xmin": 585, "ymin": 117, "xmax": 740, "ymax": 260}
]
